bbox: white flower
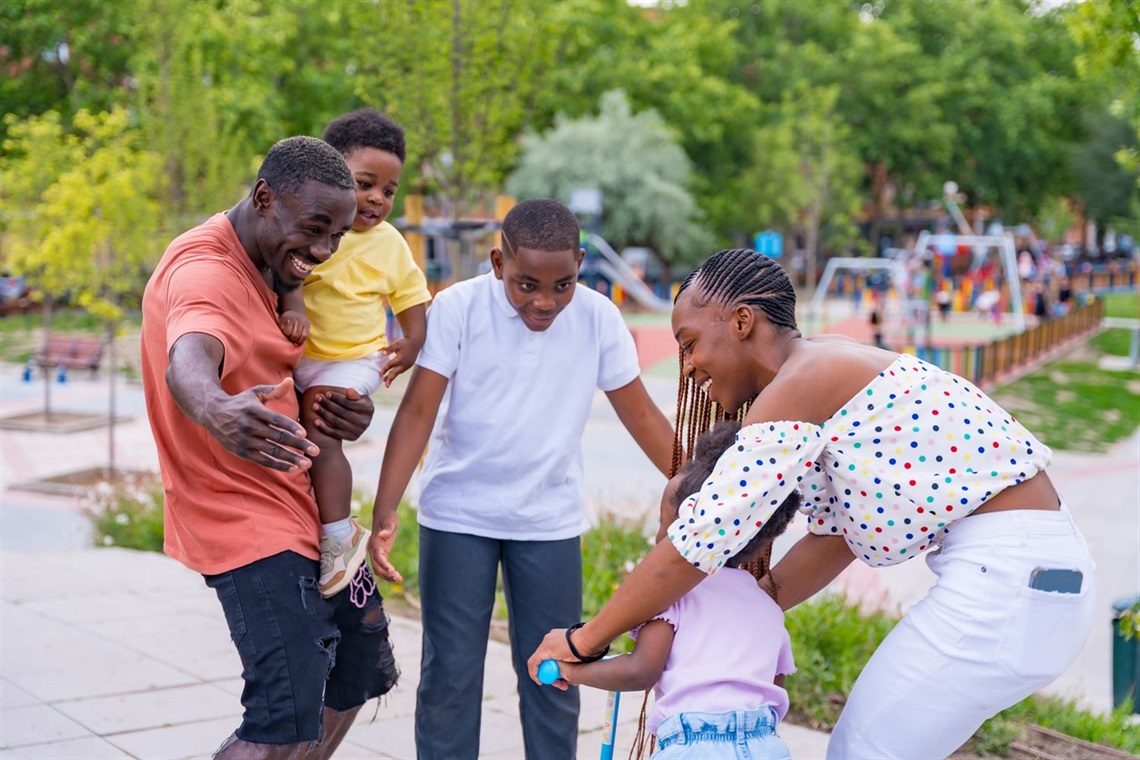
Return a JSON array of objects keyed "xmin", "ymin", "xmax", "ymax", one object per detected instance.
[
  {"xmin": 102, "ymin": 535, "xmax": 114, "ymax": 546},
  {"xmin": 115, "ymin": 513, "xmax": 130, "ymax": 525}
]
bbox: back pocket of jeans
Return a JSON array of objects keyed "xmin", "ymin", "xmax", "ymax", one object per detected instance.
[{"xmin": 1003, "ymin": 582, "xmax": 1092, "ymax": 682}]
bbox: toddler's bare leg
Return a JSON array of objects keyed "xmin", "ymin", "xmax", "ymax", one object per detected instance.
[{"xmin": 301, "ymin": 386, "xmax": 353, "ymax": 524}]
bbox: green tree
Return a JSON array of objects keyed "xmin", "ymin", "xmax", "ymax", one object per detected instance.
[
  {"xmin": 0, "ymin": 0, "xmax": 142, "ymax": 143},
  {"xmin": 507, "ymin": 90, "xmax": 710, "ymax": 273},
  {"xmin": 740, "ymin": 84, "xmax": 864, "ymax": 287},
  {"xmin": 131, "ymin": 1, "xmax": 261, "ymax": 227},
  {"xmin": 534, "ymin": 0, "xmax": 759, "ymax": 240},
  {"xmin": 3, "ymin": 108, "xmax": 164, "ymax": 467},
  {"xmin": 1064, "ymin": 0, "xmax": 1140, "ymax": 240},
  {"xmin": 342, "ymin": 0, "xmax": 556, "ymax": 220}
]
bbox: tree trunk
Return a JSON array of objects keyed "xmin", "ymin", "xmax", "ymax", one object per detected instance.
[
  {"xmin": 804, "ymin": 215, "xmax": 820, "ymax": 298},
  {"xmin": 106, "ymin": 320, "xmax": 117, "ymax": 477},
  {"xmin": 42, "ymin": 295, "xmax": 54, "ymax": 423}
]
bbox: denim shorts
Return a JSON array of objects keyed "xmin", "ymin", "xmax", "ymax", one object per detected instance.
[
  {"xmin": 655, "ymin": 707, "xmax": 791, "ymax": 759},
  {"xmin": 204, "ymin": 550, "xmax": 399, "ymax": 744}
]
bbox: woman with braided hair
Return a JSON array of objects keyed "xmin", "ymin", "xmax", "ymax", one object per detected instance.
[{"xmin": 530, "ymin": 249, "xmax": 1096, "ymax": 759}]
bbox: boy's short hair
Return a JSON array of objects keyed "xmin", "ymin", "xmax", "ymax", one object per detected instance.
[
  {"xmin": 258, "ymin": 136, "xmax": 354, "ymax": 199},
  {"xmin": 322, "ymin": 108, "xmax": 407, "ymax": 164},
  {"xmin": 672, "ymin": 420, "xmax": 801, "ymax": 569},
  {"xmin": 501, "ymin": 199, "xmax": 580, "ymax": 258},
  {"xmin": 259, "ymin": 135, "xmax": 355, "ymax": 199}
]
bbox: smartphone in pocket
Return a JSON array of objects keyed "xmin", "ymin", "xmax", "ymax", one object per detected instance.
[{"xmin": 1028, "ymin": 567, "xmax": 1083, "ymax": 594}]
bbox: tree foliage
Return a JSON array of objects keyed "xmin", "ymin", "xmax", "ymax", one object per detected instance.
[
  {"xmin": 3, "ymin": 107, "xmax": 163, "ymax": 321},
  {"xmin": 740, "ymin": 84, "xmax": 864, "ymax": 286},
  {"xmin": 1, "ymin": 0, "xmax": 1133, "ymax": 283},
  {"xmin": 507, "ymin": 90, "xmax": 710, "ymax": 270}
]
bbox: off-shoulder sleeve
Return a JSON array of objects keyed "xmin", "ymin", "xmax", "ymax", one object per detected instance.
[{"xmin": 667, "ymin": 420, "xmax": 826, "ymax": 573}]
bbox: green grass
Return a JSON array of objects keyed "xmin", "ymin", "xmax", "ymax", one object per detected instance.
[
  {"xmin": 1090, "ymin": 327, "xmax": 1134, "ymax": 357},
  {"xmin": 1101, "ymin": 291, "xmax": 1140, "ymax": 320},
  {"xmin": 783, "ymin": 594, "xmax": 896, "ymax": 729},
  {"xmin": 990, "ymin": 358, "xmax": 1140, "ymax": 452},
  {"xmin": 997, "ymin": 695, "xmax": 1140, "ymax": 755}
]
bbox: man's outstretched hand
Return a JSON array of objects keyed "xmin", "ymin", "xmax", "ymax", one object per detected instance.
[{"xmin": 203, "ymin": 377, "xmax": 318, "ymax": 472}]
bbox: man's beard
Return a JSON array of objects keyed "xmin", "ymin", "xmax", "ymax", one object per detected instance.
[{"xmin": 269, "ymin": 266, "xmax": 301, "ymax": 293}]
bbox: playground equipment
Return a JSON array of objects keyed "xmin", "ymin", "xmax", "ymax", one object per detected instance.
[
  {"xmin": 805, "ymin": 257, "xmax": 907, "ymax": 337},
  {"xmin": 914, "ymin": 230, "xmax": 1025, "ymax": 331},
  {"xmin": 583, "ymin": 233, "xmax": 672, "ymax": 313}
]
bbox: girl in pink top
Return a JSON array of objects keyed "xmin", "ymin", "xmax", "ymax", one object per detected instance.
[{"xmin": 556, "ymin": 422, "xmax": 800, "ymax": 759}]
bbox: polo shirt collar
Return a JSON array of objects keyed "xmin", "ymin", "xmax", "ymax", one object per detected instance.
[{"xmin": 488, "ymin": 273, "xmax": 520, "ymax": 319}]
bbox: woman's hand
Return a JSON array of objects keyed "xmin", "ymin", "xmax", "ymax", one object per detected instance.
[{"xmin": 526, "ymin": 628, "xmax": 573, "ymax": 685}]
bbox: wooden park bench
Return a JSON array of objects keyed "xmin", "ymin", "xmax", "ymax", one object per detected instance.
[{"xmin": 32, "ymin": 334, "xmax": 106, "ymax": 378}]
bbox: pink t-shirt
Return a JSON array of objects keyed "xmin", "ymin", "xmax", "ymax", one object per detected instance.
[{"xmin": 633, "ymin": 567, "xmax": 795, "ymax": 734}]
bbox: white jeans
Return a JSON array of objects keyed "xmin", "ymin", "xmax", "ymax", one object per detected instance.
[{"xmin": 828, "ymin": 505, "xmax": 1096, "ymax": 759}]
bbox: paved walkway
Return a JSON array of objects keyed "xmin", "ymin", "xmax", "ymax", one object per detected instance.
[{"xmin": 2, "ymin": 329, "xmax": 1137, "ymax": 757}]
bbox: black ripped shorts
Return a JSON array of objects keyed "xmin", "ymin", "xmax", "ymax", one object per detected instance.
[{"xmin": 204, "ymin": 550, "xmax": 399, "ymax": 744}]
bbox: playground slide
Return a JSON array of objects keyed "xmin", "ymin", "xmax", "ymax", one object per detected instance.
[{"xmin": 584, "ymin": 233, "xmax": 672, "ymax": 313}]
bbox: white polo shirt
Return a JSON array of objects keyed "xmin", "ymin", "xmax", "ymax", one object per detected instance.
[{"xmin": 414, "ymin": 273, "xmax": 642, "ymax": 540}]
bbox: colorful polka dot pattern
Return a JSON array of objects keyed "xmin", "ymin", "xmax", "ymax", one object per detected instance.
[{"xmin": 668, "ymin": 354, "xmax": 1052, "ymax": 571}]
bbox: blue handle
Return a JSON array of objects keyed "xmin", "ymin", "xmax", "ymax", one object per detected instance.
[{"xmin": 538, "ymin": 659, "xmax": 562, "ymax": 685}]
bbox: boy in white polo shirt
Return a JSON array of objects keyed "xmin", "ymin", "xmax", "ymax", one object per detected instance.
[{"xmin": 368, "ymin": 198, "xmax": 674, "ymax": 760}]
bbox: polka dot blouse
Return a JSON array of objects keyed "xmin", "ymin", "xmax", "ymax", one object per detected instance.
[{"xmin": 667, "ymin": 353, "xmax": 1052, "ymax": 570}]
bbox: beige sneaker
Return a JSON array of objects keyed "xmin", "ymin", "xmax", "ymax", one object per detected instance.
[{"xmin": 319, "ymin": 519, "xmax": 371, "ymax": 598}]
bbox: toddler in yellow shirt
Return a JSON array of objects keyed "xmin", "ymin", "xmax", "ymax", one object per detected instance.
[{"xmin": 278, "ymin": 110, "xmax": 430, "ymax": 597}]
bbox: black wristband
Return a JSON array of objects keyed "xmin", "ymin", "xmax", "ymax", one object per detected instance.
[{"xmin": 566, "ymin": 622, "xmax": 609, "ymax": 663}]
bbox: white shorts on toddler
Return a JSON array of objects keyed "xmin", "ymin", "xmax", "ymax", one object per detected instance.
[{"xmin": 294, "ymin": 352, "xmax": 389, "ymax": 396}]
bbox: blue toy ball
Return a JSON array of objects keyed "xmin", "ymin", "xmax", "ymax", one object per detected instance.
[{"xmin": 538, "ymin": 660, "xmax": 562, "ymax": 685}]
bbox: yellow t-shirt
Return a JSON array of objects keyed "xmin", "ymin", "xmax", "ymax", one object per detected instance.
[{"xmin": 301, "ymin": 221, "xmax": 431, "ymax": 361}]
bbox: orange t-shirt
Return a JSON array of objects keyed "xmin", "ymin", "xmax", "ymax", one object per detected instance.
[{"xmin": 140, "ymin": 213, "xmax": 319, "ymax": 575}]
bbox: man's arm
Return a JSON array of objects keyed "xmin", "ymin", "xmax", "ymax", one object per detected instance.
[
  {"xmin": 368, "ymin": 365, "xmax": 449, "ymax": 582},
  {"xmin": 605, "ymin": 378, "xmax": 674, "ymax": 477},
  {"xmin": 554, "ymin": 620, "xmax": 673, "ymax": 693},
  {"xmin": 166, "ymin": 332, "xmax": 317, "ymax": 472}
]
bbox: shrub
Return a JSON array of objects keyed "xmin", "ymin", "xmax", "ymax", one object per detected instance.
[{"xmin": 84, "ymin": 471, "xmax": 165, "ymax": 553}]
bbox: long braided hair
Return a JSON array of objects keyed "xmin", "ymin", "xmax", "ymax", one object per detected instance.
[
  {"xmin": 670, "ymin": 248, "xmax": 798, "ymax": 480},
  {"xmin": 632, "ymin": 250, "xmax": 799, "ymax": 760}
]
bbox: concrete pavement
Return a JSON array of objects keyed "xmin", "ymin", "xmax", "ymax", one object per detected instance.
[{"xmin": 2, "ymin": 333, "xmax": 1136, "ymax": 757}]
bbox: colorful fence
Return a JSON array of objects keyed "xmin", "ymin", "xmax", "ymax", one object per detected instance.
[{"xmin": 912, "ymin": 298, "xmax": 1105, "ymax": 389}]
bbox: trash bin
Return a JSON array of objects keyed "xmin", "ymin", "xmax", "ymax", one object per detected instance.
[{"xmin": 1111, "ymin": 595, "xmax": 1140, "ymax": 712}]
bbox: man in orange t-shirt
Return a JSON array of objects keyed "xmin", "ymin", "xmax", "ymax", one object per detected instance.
[{"xmin": 141, "ymin": 136, "xmax": 397, "ymax": 758}]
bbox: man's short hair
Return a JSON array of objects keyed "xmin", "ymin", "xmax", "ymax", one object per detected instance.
[
  {"xmin": 257, "ymin": 136, "xmax": 354, "ymax": 199},
  {"xmin": 322, "ymin": 109, "xmax": 407, "ymax": 164},
  {"xmin": 501, "ymin": 199, "xmax": 580, "ymax": 258}
]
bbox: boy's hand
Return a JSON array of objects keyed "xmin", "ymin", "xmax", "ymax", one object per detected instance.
[
  {"xmin": 277, "ymin": 310, "xmax": 310, "ymax": 345},
  {"xmin": 368, "ymin": 511, "xmax": 402, "ymax": 583},
  {"xmin": 380, "ymin": 337, "xmax": 423, "ymax": 387}
]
